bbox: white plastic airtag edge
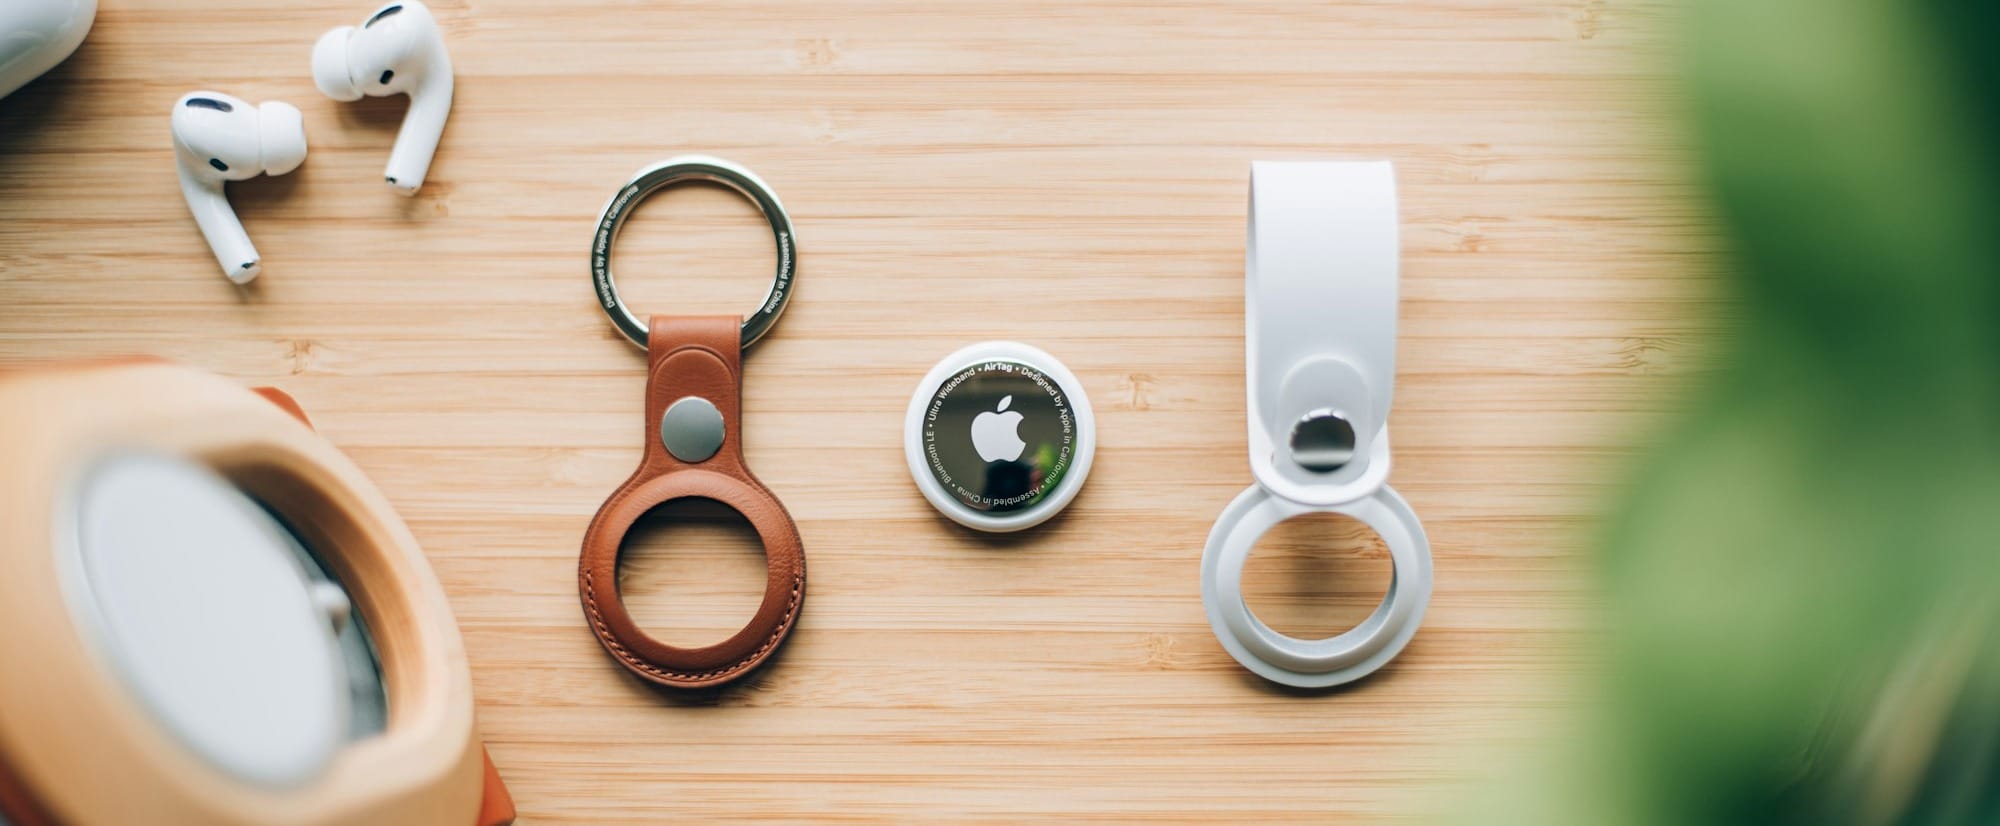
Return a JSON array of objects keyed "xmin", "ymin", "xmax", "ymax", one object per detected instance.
[{"xmin": 903, "ymin": 341, "xmax": 1096, "ymax": 532}]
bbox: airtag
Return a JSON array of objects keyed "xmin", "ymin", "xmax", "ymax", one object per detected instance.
[
  {"xmin": 0, "ymin": 362, "xmax": 508, "ymax": 825},
  {"xmin": 59, "ymin": 453, "xmax": 355, "ymax": 786},
  {"xmin": 904, "ymin": 341, "xmax": 1096, "ymax": 532}
]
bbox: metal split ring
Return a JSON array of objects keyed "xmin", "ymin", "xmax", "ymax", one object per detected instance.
[{"xmin": 590, "ymin": 155, "xmax": 797, "ymax": 350}]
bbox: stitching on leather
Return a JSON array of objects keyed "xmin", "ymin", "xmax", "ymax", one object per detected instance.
[{"xmin": 581, "ymin": 566, "xmax": 804, "ymax": 685}]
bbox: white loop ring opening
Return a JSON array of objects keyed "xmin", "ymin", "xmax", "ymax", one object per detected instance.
[{"xmin": 1201, "ymin": 484, "xmax": 1432, "ymax": 688}]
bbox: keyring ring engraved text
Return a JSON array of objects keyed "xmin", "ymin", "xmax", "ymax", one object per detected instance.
[{"xmin": 591, "ymin": 155, "xmax": 797, "ymax": 350}]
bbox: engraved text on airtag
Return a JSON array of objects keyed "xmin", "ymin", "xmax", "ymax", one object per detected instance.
[{"xmin": 921, "ymin": 360, "xmax": 1077, "ymax": 513}]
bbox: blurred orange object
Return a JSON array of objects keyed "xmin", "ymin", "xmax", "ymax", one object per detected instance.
[{"xmin": 0, "ymin": 360, "xmax": 511, "ymax": 826}]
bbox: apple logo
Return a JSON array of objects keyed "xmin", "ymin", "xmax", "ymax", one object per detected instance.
[{"xmin": 970, "ymin": 395, "xmax": 1027, "ymax": 463}]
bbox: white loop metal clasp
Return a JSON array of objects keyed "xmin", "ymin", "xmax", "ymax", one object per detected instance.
[{"xmin": 1202, "ymin": 161, "xmax": 1432, "ymax": 688}]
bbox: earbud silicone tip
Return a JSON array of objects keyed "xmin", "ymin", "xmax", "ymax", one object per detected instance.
[
  {"xmin": 256, "ymin": 101, "xmax": 308, "ymax": 175},
  {"xmin": 311, "ymin": 28, "xmax": 363, "ymax": 102}
]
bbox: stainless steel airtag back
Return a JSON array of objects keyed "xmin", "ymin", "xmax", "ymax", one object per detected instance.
[
  {"xmin": 59, "ymin": 453, "xmax": 369, "ymax": 786},
  {"xmin": 903, "ymin": 341, "xmax": 1097, "ymax": 532}
]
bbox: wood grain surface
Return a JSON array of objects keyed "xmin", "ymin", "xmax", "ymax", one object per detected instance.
[{"xmin": 0, "ymin": 0, "xmax": 1713, "ymax": 821}]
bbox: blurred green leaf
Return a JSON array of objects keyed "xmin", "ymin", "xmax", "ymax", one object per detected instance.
[{"xmin": 1474, "ymin": 2, "xmax": 2000, "ymax": 824}]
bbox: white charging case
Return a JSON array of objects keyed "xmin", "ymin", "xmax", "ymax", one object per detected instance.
[{"xmin": 0, "ymin": 0, "xmax": 94, "ymax": 100}]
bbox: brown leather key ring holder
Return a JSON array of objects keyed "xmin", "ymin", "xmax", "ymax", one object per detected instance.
[{"xmin": 578, "ymin": 157, "xmax": 803, "ymax": 689}]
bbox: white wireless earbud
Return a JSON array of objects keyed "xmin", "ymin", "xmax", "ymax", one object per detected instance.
[
  {"xmin": 171, "ymin": 92, "xmax": 308, "ymax": 284},
  {"xmin": 312, "ymin": 1, "xmax": 454, "ymax": 195}
]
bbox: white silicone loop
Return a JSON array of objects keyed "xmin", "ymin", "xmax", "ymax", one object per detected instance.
[
  {"xmin": 1201, "ymin": 483, "xmax": 1431, "ymax": 688},
  {"xmin": 1204, "ymin": 160, "xmax": 1428, "ymax": 688},
  {"xmin": 1246, "ymin": 161, "xmax": 1400, "ymax": 505}
]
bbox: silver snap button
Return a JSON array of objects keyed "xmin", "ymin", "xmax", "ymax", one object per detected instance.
[
  {"xmin": 660, "ymin": 396, "xmax": 725, "ymax": 463},
  {"xmin": 1289, "ymin": 408, "xmax": 1356, "ymax": 472}
]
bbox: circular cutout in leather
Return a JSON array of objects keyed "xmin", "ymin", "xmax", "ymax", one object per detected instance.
[
  {"xmin": 616, "ymin": 498, "xmax": 767, "ymax": 648},
  {"xmin": 579, "ymin": 470, "xmax": 804, "ymax": 689}
]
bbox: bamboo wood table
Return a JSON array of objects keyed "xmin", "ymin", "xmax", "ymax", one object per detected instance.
[{"xmin": 0, "ymin": 0, "xmax": 1709, "ymax": 821}]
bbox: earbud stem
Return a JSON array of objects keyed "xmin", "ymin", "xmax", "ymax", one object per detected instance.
[
  {"xmin": 177, "ymin": 164, "xmax": 261, "ymax": 283},
  {"xmin": 383, "ymin": 54, "xmax": 452, "ymax": 195}
]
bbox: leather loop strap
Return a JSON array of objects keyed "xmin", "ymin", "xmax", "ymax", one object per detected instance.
[{"xmin": 578, "ymin": 315, "xmax": 806, "ymax": 689}]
